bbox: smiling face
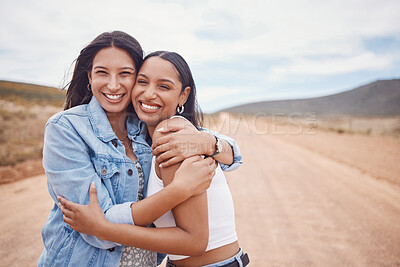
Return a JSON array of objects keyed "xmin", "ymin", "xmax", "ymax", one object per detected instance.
[
  {"xmin": 132, "ymin": 56, "xmax": 190, "ymax": 130},
  {"xmin": 88, "ymin": 47, "xmax": 136, "ymax": 119}
]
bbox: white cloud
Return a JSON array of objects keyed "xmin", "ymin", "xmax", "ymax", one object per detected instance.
[
  {"xmin": 266, "ymin": 52, "xmax": 397, "ymax": 82},
  {"xmin": 198, "ymin": 86, "xmax": 243, "ymax": 103},
  {"xmin": 198, "ymin": 85, "xmax": 260, "ymax": 112}
]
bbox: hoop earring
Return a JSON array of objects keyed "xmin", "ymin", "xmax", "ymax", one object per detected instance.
[
  {"xmin": 177, "ymin": 105, "xmax": 184, "ymax": 114},
  {"xmin": 87, "ymin": 84, "xmax": 91, "ymax": 91}
]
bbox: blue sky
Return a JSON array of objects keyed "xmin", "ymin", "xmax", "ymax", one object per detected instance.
[{"xmin": 0, "ymin": 0, "xmax": 399, "ymax": 112}]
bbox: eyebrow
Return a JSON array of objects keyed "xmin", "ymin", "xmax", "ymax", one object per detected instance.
[
  {"xmin": 94, "ymin": 66, "xmax": 135, "ymax": 71},
  {"xmin": 137, "ymin": 73, "xmax": 175, "ymax": 85}
]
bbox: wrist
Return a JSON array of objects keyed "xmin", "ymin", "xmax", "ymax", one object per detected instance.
[
  {"xmin": 203, "ymin": 132, "xmax": 217, "ymax": 156},
  {"xmin": 96, "ymin": 220, "xmax": 112, "ymax": 240},
  {"xmin": 206, "ymin": 133, "xmax": 222, "ymax": 158},
  {"xmin": 169, "ymin": 178, "xmax": 191, "ymax": 203}
]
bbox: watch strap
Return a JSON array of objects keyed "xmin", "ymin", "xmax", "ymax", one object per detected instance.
[{"xmin": 210, "ymin": 135, "xmax": 221, "ymax": 157}]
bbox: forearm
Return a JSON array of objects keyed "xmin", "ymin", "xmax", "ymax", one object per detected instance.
[
  {"xmin": 97, "ymin": 220, "xmax": 206, "ymax": 256},
  {"xmin": 131, "ymin": 182, "xmax": 190, "ymax": 226}
]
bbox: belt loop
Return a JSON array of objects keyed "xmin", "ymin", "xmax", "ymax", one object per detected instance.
[
  {"xmin": 166, "ymin": 260, "xmax": 176, "ymax": 267},
  {"xmin": 235, "ymin": 249, "xmax": 244, "ymax": 267}
]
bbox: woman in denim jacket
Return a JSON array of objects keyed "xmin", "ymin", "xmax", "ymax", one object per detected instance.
[{"xmin": 38, "ymin": 31, "xmax": 242, "ymax": 267}]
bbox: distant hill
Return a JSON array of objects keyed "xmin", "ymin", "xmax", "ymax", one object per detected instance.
[
  {"xmin": 0, "ymin": 80, "xmax": 65, "ymax": 107},
  {"xmin": 223, "ymin": 79, "xmax": 400, "ymax": 116}
]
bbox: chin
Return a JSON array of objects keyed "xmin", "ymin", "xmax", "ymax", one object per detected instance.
[
  {"xmin": 138, "ymin": 113, "xmax": 164, "ymax": 125},
  {"xmin": 102, "ymin": 101, "xmax": 130, "ymax": 113},
  {"xmin": 142, "ymin": 117, "xmax": 161, "ymax": 126},
  {"xmin": 105, "ymin": 106, "xmax": 128, "ymax": 114}
]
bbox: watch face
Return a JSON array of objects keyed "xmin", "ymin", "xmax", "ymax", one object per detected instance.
[{"xmin": 216, "ymin": 138, "xmax": 222, "ymax": 152}]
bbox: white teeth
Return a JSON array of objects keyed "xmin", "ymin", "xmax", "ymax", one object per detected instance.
[
  {"xmin": 141, "ymin": 102, "xmax": 160, "ymax": 110},
  {"xmin": 105, "ymin": 94, "xmax": 124, "ymax": 100}
]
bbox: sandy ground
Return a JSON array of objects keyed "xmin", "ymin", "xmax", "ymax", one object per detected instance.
[{"xmin": 1, "ymin": 119, "xmax": 400, "ymax": 266}]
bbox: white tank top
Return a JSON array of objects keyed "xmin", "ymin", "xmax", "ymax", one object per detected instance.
[{"xmin": 146, "ymin": 156, "xmax": 238, "ymax": 260}]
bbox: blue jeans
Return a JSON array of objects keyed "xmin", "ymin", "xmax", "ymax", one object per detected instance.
[
  {"xmin": 167, "ymin": 249, "xmax": 248, "ymax": 267},
  {"xmin": 203, "ymin": 249, "xmax": 246, "ymax": 267}
]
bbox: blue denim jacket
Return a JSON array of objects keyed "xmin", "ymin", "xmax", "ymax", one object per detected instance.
[{"xmin": 38, "ymin": 96, "xmax": 242, "ymax": 267}]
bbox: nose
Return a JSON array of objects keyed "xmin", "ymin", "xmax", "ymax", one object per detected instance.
[
  {"xmin": 107, "ymin": 75, "xmax": 121, "ymax": 91},
  {"xmin": 143, "ymin": 85, "xmax": 156, "ymax": 100}
]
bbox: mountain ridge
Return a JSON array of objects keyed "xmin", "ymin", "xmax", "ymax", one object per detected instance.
[{"xmin": 222, "ymin": 79, "xmax": 400, "ymax": 116}]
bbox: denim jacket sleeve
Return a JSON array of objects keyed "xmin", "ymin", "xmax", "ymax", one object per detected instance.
[
  {"xmin": 43, "ymin": 120, "xmax": 127, "ymax": 249},
  {"xmin": 200, "ymin": 127, "xmax": 243, "ymax": 172}
]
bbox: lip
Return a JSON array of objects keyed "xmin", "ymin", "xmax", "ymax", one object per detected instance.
[
  {"xmin": 138, "ymin": 101, "xmax": 161, "ymax": 113},
  {"xmin": 103, "ymin": 92, "xmax": 126, "ymax": 103}
]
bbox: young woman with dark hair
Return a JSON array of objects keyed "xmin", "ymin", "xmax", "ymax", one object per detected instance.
[
  {"xmin": 58, "ymin": 51, "xmax": 249, "ymax": 267},
  {"xmin": 64, "ymin": 31, "xmax": 143, "ymax": 110},
  {"xmin": 39, "ymin": 31, "xmax": 243, "ymax": 267}
]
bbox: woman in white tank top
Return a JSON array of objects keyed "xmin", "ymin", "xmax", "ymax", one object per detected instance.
[
  {"xmin": 147, "ymin": 118, "xmax": 238, "ymax": 262},
  {"xmin": 59, "ymin": 51, "xmax": 249, "ymax": 267}
]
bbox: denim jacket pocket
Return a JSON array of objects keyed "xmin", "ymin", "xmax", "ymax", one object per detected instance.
[{"xmin": 92, "ymin": 157, "xmax": 119, "ymax": 180}]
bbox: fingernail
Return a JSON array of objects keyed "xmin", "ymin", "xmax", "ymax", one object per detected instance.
[
  {"xmin": 156, "ymin": 127, "xmax": 165, "ymax": 132},
  {"xmin": 91, "ymin": 181, "xmax": 96, "ymax": 188},
  {"xmin": 159, "ymin": 164, "xmax": 163, "ymax": 168}
]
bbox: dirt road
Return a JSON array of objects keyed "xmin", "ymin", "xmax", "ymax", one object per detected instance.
[
  {"xmin": 1, "ymin": 119, "xmax": 400, "ymax": 266},
  {"xmin": 0, "ymin": 174, "xmax": 52, "ymax": 266}
]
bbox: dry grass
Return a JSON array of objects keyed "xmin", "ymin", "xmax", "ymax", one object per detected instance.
[
  {"xmin": 316, "ymin": 115, "xmax": 400, "ymax": 136},
  {"xmin": 0, "ymin": 80, "xmax": 65, "ymax": 107},
  {"xmin": 0, "ymin": 99, "xmax": 61, "ymax": 184},
  {"xmin": 0, "ymin": 80, "xmax": 65, "ymax": 170},
  {"xmin": 0, "ymin": 100, "xmax": 61, "ymax": 167}
]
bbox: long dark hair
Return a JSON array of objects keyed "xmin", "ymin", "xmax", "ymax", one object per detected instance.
[
  {"xmin": 144, "ymin": 51, "xmax": 203, "ymax": 128},
  {"xmin": 64, "ymin": 31, "xmax": 143, "ymax": 110}
]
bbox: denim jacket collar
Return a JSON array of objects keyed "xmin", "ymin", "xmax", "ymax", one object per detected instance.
[
  {"xmin": 127, "ymin": 115, "xmax": 149, "ymax": 142},
  {"xmin": 87, "ymin": 96, "xmax": 144, "ymax": 143}
]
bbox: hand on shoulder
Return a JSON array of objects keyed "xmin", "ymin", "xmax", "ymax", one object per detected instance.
[{"xmin": 152, "ymin": 117, "xmax": 210, "ymax": 168}]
